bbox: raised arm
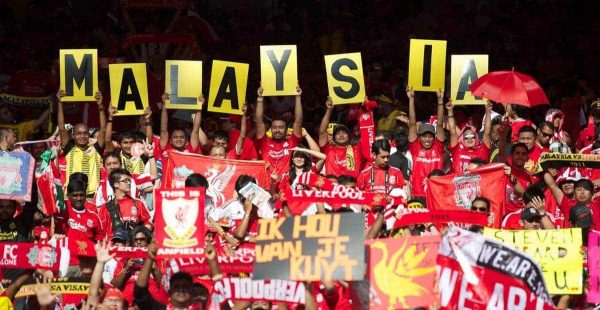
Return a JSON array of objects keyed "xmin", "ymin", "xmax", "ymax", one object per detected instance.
[
  {"xmin": 407, "ymin": 87, "xmax": 417, "ymax": 142},
  {"xmin": 446, "ymin": 100, "xmax": 458, "ymax": 148},
  {"xmin": 319, "ymin": 97, "xmax": 334, "ymax": 147},
  {"xmin": 104, "ymin": 103, "xmax": 117, "ymax": 152},
  {"xmin": 159, "ymin": 93, "xmax": 169, "ymax": 150},
  {"xmin": 197, "ymin": 95, "xmax": 208, "ymax": 148},
  {"xmin": 435, "ymin": 90, "xmax": 445, "ymax": 142},
  {"xmin": 143, "ymin": 106, "xmax": 153, "ymax": 143},
  {"xmin": 234, "ymin": 197, "xmax": 254, "ymax": 240},
  {"xmin": 482, "ymin": 101, "xmax": 493, "ymax": 148},
  {"xmin": 33, "ymin": 106, "xmax": 51, "ymax": 130},
  {"xmin": 136, "ymin": 242, "xmax": 156, "ymax": 288},
  {"xmin": 292, "ymin": 84, "xmax": 303, "ymax": 138},
  {"xmin": 303, "ymin": 129, "xmax": 323, "ymax": 156},
  {"xmin": 89, "ymin": 240, "xmax": 115, "ymax": 303},
  {"xmin": 235, "ymin": 103, "xmax": 248, "ymax": 155},
  {"xmin": 189, "ymin": 95, "xmax": 204, "ymax": 151},
  {"xmin": 95, "ymin": 91, "xmax": 106, "ymax": 148},
  {"xmin": 56, "ymin": 90, "xmax": 70, "ymax": 148},
  {"xmin": 543, "ymin": 169, "xmax": 564, "ymax": 204},
  {"xmin": 144, "ymin": 141, "xmax": 158, "ymax": 181},
  {"xmin": 290, "ymin": 146, "xmax": 326, "ymax": 161},
  {"xmin": 255, "ymin": 85, "xmax": 266, "ymax": 139}
]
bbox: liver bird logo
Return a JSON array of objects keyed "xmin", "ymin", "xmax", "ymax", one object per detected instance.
[
  {"xmin": 370, "ymin": 240, "xmax": 435, "ymax": 308},
  {"xmin": 205, "ymin": 165, "xmax": 236, "ymax": 206}
]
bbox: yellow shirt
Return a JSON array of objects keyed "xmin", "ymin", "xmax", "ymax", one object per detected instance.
[
  {"xmin": 2, "ymin": 120, "xmax": 36, "ymax": 142},
  {"xmin": 64, "ymin": 140, "xmax": 103, "ymax": 195}
]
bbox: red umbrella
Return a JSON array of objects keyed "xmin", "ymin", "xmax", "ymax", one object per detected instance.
[{"xmin": 469, "ymin": 69, "xmax": 549, "ymax": 107}]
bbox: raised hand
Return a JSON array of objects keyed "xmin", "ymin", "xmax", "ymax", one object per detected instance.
[
  {"xmin": 143, "ymin": 140, "xmax": 155, "ymax": 157},
  {"xmin": 198, "ymin": 94, "xmax": 205, "ymax": 107},
  {"xmin": 56, "ymin": 90, "xmax": 66, "ymax": 102},
  {"xmin": 406, "ymin": 87, "xmax": 415, "ymax": 99},
  {"xmin": 161, "ymin": 93, "xmax": 170, "ymax": 104},
  {"xmin": 95, "ymin": 239, "xmax": 115, "ymax": 263},
  {"xmin": 35, "ymin": 277, "xmax": 56, "ymax": 307},
  {"xmin": 445, "ymin": 100, "xmax": 453, "ymax": 111},
  {"xmin": 257, "ymin": 84, "xmax": 263, "ymax": 97},
  {"xmin": 296, "ymin": 84, "xmax": 302, "ymax": 96},
  {"xmin": 325, "ymin": 96, "xmax": 333, "ymax": 110},
  {"xmin": 95, "ymin": 91, "xmax": 103, "ymax": 107}
]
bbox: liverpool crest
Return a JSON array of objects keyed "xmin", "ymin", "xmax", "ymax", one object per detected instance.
[{"xmin": 452, "ymin": 174, "xmax": 481, "ymax": 209}]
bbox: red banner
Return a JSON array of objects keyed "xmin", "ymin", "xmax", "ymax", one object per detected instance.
[
  {"xmin": 367, "ymin": 236, "xmax": 440, "ymax": 309},
  {"xmin": 426, "ymin": 163, "xmax": 506, "ymax": 228},
  {"xmin": 163, "ymin": 151, "xmax": 269, "ymax": 208},
  {"xmin": 212, "ymin": 278, "xmax": 305, "ymax": 305},
  {"xmin": 436, "ymin": 227, "xmax": 554, "ymax": 309},
  {"xmin": 282, "ymin": 186, "xmax": 400, "ymax": 207},
  {"xmin": 167, "ymin": 247, "xmax": 255, "ymax": 275},
  {"xmin": 154, "ymin": 188, "xmax": 206, "ymax": 258},
  {"xmin": 394, "ymin": 209, "xmax": 488, "ymax": 227},
  {"xmin": 0, "ymin": 242, "xmax": 63, "ymax": 271}
]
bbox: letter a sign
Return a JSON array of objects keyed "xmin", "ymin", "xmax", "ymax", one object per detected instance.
[
  {"xmin": 109, "ymin": 63, "xmax": 149, "ymax": 116},
  {"xmin": 450, "ymin": 55, "xmax": 488, "ymax": 105},
  {"xmin": 208, "ymin": 60, "xmax": 249, "ymax": 115},
  {"xmin": 324, "ymin": 52, "xmax": 366, "ymax": 105},
  {"xmin": 260, "ymin": 45, "xmax": 298, "ymax": 96},
  {"xmin": 59, "ymin": 49, "xmax": 98, "ymax": 102}
]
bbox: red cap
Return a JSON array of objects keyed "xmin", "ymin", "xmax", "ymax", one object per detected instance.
[{"xmin": 104, "ymin": 288, "xmax": 125, "ymax": 301}]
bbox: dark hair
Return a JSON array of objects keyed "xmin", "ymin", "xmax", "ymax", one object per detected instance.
[
  {"xmin": 169, "ymin": 271, "xmax": 193, "ymax": 288},
  {"xmin": 518, "ymin": 125, "xmax": 536, "ymax": 136},
  {"xmin": 235, "ymin": 174, "xmax": 256, "ymax": 195},
  {"xmin": 511, "ymin": 142, "xmax": 528, "ymax": 154},
  {"xmin": 371, "ymin": 139, "xmax": 391, "ymax": 155},
  {"xmin": 214, "ymin": 130, "xmax": 230, "ymax": 141},
  {"xmin": 427, "ymin": 169, "xmax": 445, "ymax": 178},
  {"xmin": 104, "ymin": 152, "xmax": 120, "ymax": 162},
  {"xmin": 118, "ymin": 130, "xmax": 136, "ymax": 143},
  {"xmin": 469, "ymin": 157, "xmax": 487, "ymax": 166},
  {"xmin": 522, "ymin": 186, "xmax": 544, "ymax": 204},
  {"xmin": 337, "ymin": 175, "xmax": 357, "ymax": 186},
  {"xmin": 575, "ymin": 179, "xmax": 594, "ymax": 191},
  {"xmin": 491, "ymin": 115, "xmax": 503, "ymax": 127},
  {"xmin": 289, "ymin": 150, "xmax": 312, "ymax": 185},
  {"xmin": 538, "ymin": 121, "xmax": 554, "ymax": 132},
  {"xmin": 471, "ymin": 196, "xmax": 490, "ymax": 210},
  {"xmin": 395, "ymin": 129, "xmax": 409, "ymax": 153},
  {"xmin": 185, "ymin": 173, "xmax": 209, "ymax": 188},
  {"xmin": 67, "ymin": 179, "xmax": 87, "ymax": 194},
  {"xmin": 375, "ymin": 130, "xmax": 390, "ymax": 140},
  {"xmin": 131, "ymin": 225, "xmax": 152, "ymax": 244},
  {"xmin": 325, "ymin": 174, "xmax": 338, "ymax": 180},
  {"xmin": 511, "ymin": 104, "xmax": 529, "ymax": 119},
  {"xmin": 69, "ymin": 172, "xmax": 88, "ymax": 190},
  {"xmin": 109, "ymin": 168, "xmax": 131, "ymax": 189}
]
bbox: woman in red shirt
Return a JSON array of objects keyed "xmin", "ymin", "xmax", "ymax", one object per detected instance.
[{"xmin": 447, "ymin": 100, "xmax": 492, "ymax": 173}]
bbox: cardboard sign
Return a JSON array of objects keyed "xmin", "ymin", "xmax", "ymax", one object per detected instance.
[
  {"xmin": 408, "ymin": 39, "xmax": 447, "ymax": 92},
  {"xmin": 212, "ymin": 278, "xmax": 305, "ymax": 305},
  {"xmin": 109, "ymin": 63, "xmax": 149, "ymax": 116},
  {"xmin": 59, "ymin": 49, "xmax": 98, "ymax": 102},
  {"xmin": 484, "ymin": 228, "xmax": 583, "ymax": 294},
  {"xmin": 165, "ymin": 60, "xmax": 203, "ymax": 110},
  {"xmin": 587, "ymin": 230, "xmax": 600, "ymax": 303},
  {"xmin": 451, "ymin": 55, "xmax": 488, "ymax": 105},
  {"xmin": 367, "ymin": 236, "xmax": 440, "ymax": 309},
  {"xmin": 0, "ymin": 151, "xmax": 35, "ymax": 201},
  {"xmin": 154, "ymin": 188, "xmax": 206, "ymax": 258},
  {"xmin": 260, "ymin": 45, "xmax": 298, "ymax": 96},
  {"xmin": 324, "ymin": 52, "xmax": 366, "ymax": 105},
  {"xmin": 253, "ymin": 213, "xmax": 365, "ymax": 281},
  {"xmin": 437, "ymin": 227, "xmax": 555, "ymax": 309},
  {"xmin": 208, "ymin": 60, "xmax": 249, "ymax": 115}
]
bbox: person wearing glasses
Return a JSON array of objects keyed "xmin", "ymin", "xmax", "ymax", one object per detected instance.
[
  {"xmin": 98, "ymin": 168, "xmax": 152, "ymax": 239},
  {"xmin": 446, "ymin": 100, "xmax": 492, "ymax": 173},
  {"xmin": 517, "ymin": 123, "xmax": 554, "ymax": 172},
  {"xmin": 502, "ymin": 187, "xmax": 555, "ymax": 230}
]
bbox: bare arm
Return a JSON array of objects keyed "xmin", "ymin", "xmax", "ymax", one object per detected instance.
[
  {"xmin": 234, "ymin": 198, "xmax": 254, "ymax": 240},
  {"xmin": 255, "ymin": 85, "xmax": 266, "ymax": 139},
  {"xmin": 89, "ymin": 240, "xmax": 115, "ymax": 303},
  {"xmin": 435, "ymin": 90, "xmax": 445, "ymax": 141},
  {"xmin": 302, "ymin": 129, "xmax": 323, "ymax": 156},
  {"xmin": 235, "ymin": 103, "xmax": 248, "ymax": 155},
  {"xmin": 95, "ymin": 91, "xmax": 106, "ymax": 148},
  {"xmin": 446, "ymin": 100, "xmax": 458, "ymax": 148},
  {"xmin": 56, "ymin": 90, "xmax": 70, "ymax": 148},
  {"xmin": 482, "ymin": 101, "xmax": 493, "ymax": 148},
  {"xmin": 292, "ymin": 85, "xmax": 303, "ymax": 138},
  {"xmin": 543, "ymin": 169, "xmax": 564, "ymax": 204},
  {"xmin": 290, "ymin": 146, "xmax": 326, "ymax": 160},
  {"xmin": 143, "ymin": 106, "xmax": 153, "ymax": 143},
  {"xmin": 159, "ymin": 93, "xmax": 169, "ymax": 150},
  {"xmin": 111, "ymin": 259, "xmax": 134, "ymax": 289},
  {"xmin": 366, "ymin": 211, "xmax": 385, "ymax": 239},
  {"xmin": 319, "ymin": 97, "xmax": 334, "ymax": 147},
  {"xmin": 144, "ymin": 141, "xmax": 158, "ymax": 181},
  {"xmin": 33, "ymin": 107, "xmax": 51, "ymax": 129},
  {"xmin": 3, "ymin": 272, "xmax": 31, "ymax": 300},
  {"xmin": 189, "ymin": 96, "xmax": 204, "ymax": 151},
  {"xmin": 407, "ymin": 87, "xmax": 417, "ymax": 142},
  {"xmin": 136, "ymin": 243, "xmax": 156, "ymax": 288},
  {"xmin": 104, "ymin": 104, "xmax": 117, "ymax": 153}
]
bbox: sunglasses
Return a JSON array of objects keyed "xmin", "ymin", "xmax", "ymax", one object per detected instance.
[
  {"xmin": 525, "ymin": 216, "xmax": 541, "ymax": 223},
  {"xmin": 540, "ymin": 132, "xmax": 553, "ymax": 138},
  {"xmin": 471, "ymin": 206, "xmax": 488, "ymax": 212},
  {"xmin": 463, "ymin": 134, "xmax": 476, "ymax": 140},
  {"xmin": 134, "ymin": 237, "xmax": 147, "ymax": 242}
]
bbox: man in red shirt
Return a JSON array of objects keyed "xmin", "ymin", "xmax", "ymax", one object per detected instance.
[
  {"xmin": 255, "ymin": 85, "xmax": 303, "ymax": 176},
  {"xmin": 98, "ymin": 168, "xmax": 152, "ymax": 239},
  {"xmin": 212, "ymin": 103, "xmax": 253, "ymax": 160},
  {"xmin": 157, "ymin": 93, "xmax": 203, "ymax": 159},
  {"xmin": 505, "ymin": 104, "xmax": 532, "ymax": 142},
  {"xmin": 358, "ymin": 139, "xmax": 405, "ymax": 194},
  {"xmin": 407, "ymin": 88, "xmax": 445, "ymax": 198},
  {"xmin": 54, "ymin": 179, "xmax": 104, "ymax": 273},
  {"xmin": 545, "ymin": 174, "xmax": 600, "ymax": 229}
]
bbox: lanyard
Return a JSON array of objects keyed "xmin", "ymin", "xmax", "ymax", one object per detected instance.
[{"xmin": 370, "ymin": 165, "xmax": 389, "ymax": 194}]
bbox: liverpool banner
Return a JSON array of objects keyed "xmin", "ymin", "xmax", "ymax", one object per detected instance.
[
  {"xmin": 437, "ymin": 227, "xmax": 554, "ymax": 309},
  {"xmin": 426, "ymin": 163, "xmax": 506, "ymax": 228},
  {"xmin": 367, "ymin": 235, "xmax": 440, "ymax": 309},
  {"xmin": 0, "ymin": 151, "xmax": 35, "ymax": 201},
  {"xmin": 212, "ymin": 278, "xmax": 305, "ymax": 305},
  {"xmin": 0, "ymin": 242, "xmax": 63, "ymax": 271},
  {"xmin": 162, "ymin": 151, "xmax": 269, "ymax": 208},
  {"xmin": 168, "ymin": 247, "xmax": 255, "ymax": 275},
  {"xmin": 155, "ymin": 188, "xmax": 206, "ymax": 258}
]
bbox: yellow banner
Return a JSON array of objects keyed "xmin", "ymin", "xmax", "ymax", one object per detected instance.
[
  {"xmin": 207, "ymin": 60, "xmax": 248, "ymax": 115},
  {"xmin": 260, "ymin": 45, "xmax": 298, "ymax": 96},
  {"xmin": 109, "ymin": 63, "xmax": 149, "ymax": 116},
  {"xmin": 484, "ymin": 228, "xmax": 583, "ymax": 294},
  {"xmin": 451, "ymin": 55, "xmax": 488, "ymax": 105},
  {"xmin": 165, "ymin": 60, "xmax": 203, "ymax": 110},
  {"xmin": 15, "ymin": 281, "xmax": 89, "ymax": 298},
  {"xmin": 408, "ymin": 39, "xmax": 446, "ymax": 92},
  {"xmin": 59, "ymin": 49, "xmax": 98, "ymax": 102},
  {"xmin": 324, "ymin": 53, "xmax": 365, "ymax": 105}
]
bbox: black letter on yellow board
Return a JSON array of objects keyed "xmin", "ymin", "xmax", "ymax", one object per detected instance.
[
  {"xmin": 267, "ymin": 49, "xmax": 291, "ymax": 91},
  {"xmin": 422, "ymin": 45, "xmax": 432, "ymax": 87},
  {"xmin": 65, "ymin": 54, "xmax": 93, "ymax": 96},
  {"xmin": 456, "ymin": 59, "xmax": 480, "ymax": 100},
  {"xmin": 169, "ymin": 65, "xmax": 196, "ymax": 105},
  {"xmin": 213, "ymin": 67, "xmax": 239, "ymax": 109},
  {"xmin": 331, "ymin": 58, "xmax": 359, "ymax": 99},
  {"xmin": 117, "ymin": 68, "xmax": 143, "ymax": 111}
]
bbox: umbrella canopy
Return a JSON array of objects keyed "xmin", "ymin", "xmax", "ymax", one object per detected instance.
[{"xmin": 469, "ymin": 70, "xmax": 549, "ymax": 107}]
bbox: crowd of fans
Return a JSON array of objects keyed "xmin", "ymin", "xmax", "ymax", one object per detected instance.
[{"xmin": 1, "ymin": 0, "xmax": 600, "ymax": 309}]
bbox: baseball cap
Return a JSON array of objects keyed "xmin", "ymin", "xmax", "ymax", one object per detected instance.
[
  {"xmin": 417, "ymin": 123, "xmax": 436, "ymax": 136},
  {"xmin": 332, "ymin": 124, "xmax": 350, "ymax": 137},
  {"xmin": 569, "ymin": 204, "xmax": 593, "ymax": 228},
  {"xmin": 111, "ymin": 230, "xmax": 129, "ymax": 243},
  {"xmin": 104, "ymin": 288, "xmax": 125, "ymax": 301},
  {"xmin": 521, "ymin": 207, "xmax": 541, "ymax": 221}
]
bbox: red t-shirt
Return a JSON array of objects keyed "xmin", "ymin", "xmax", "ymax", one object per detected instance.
[
  {"xmin": 576, "ymin": 123, "xmax": 595, "ymax": 151},
  {"xmin": 504, "ymin": 165, "xmax": 532, "ymax": 213},
  {"xmin": 54, "ymin": 201, "xmax": 104, "ymax": 264},
  {"xmin": 98, "ymin": 197, "xmax": 152, "ymax": 239},
  {"xmin": 409, "ymin": 138, "xmax": 444, "ymax": 197},
  {"xmin": 257, "ymin": 134, "xmax": 301, "ymax": 176},
  {"xmin": 323, "ymin": 144, "xmax": 362, "ymax": 178},
  {"xmin": 450, "ymin": 142, "xmax": 490, "ymax": 173},
  {"xmin": 228, "ymin": 129, "xmax": 258, "ymax": 160},
  {"xmin": 357, "ymin": 165, "xmax": 405, "ymax": 193},
  {"xmin": 509, "ymin": 119, "xmax": 533, "ymax": 142},
  {"xmin": 558, "ymin": 196, "xmax": 600, "ymax": 230},
  {"xmin": 113, "ymin": 258, "xmax": 169, "ymax": 306}
]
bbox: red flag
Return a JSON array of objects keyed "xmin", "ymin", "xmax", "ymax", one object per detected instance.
[
  {"xmin": 154, "ymin": 188, "xmax": 206, "ymax": 258},
  {"xmin": 425, "ymin": 163, "xmax": 506, "ymax": 228},
  {"xmin": 162, "ymin": 151, "xmax": 269, "ymax": 207}
]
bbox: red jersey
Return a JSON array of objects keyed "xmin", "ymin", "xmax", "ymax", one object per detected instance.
[
  {"xmin": 98, "ymin": 197, "xmax": 152, "ymax": 239},
  {"xmin": 409, "ymin": 139, "xmax": 444, "ymax": 197},
  {"xmin": 558, "ymin": 196, "xmax": 600, "ymax": 230},
  {"xmin": 357, "ymin": 165, "xmax": 405, "ymax": 194},
  {"xmin": 54, "ymin": 201, "xmax": 104, "ymax": 264},
  {"xmin": 504, "ymin": 165, "xmax": 532, "ymax": 213},
  {"xmin": 257, "ymin": 134, "xmax": 301, "ymax": 176},
  {"xmin": 450, "ymin": 142, "xmax": 490, "ymax": 173},
  {"xmin": 576, "ymin": 123, "xmax": 595, "ymax": 151},
  {"xmin": 113, "ymin": 258, "xmax": 169, "ymax": 306},
  {"xmin": 501, "ymin": 208, "xmax": 557, "ymax": 230},
  {"xmin": 508, "ymin": 118, "xmax": 533, "ymax": 142},
  {"xmin": 323, "ymin": 144, "xmax": 362, "ymax": 178},
  {"xmin": 228, "ymin": 129, "xmax": 258, "ymax": 160}
]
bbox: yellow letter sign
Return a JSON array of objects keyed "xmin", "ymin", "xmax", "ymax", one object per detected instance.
[{"xmin": 408, "ymin": 39, "xmax": 447, "ymax": 92}]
